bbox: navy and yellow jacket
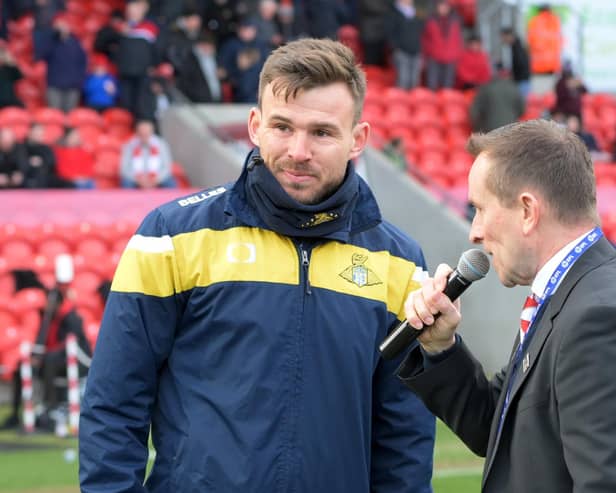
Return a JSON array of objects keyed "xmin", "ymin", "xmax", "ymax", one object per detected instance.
[{"xmin": 79, "ymin": 162, "xmax": 435, "ymax": 492}]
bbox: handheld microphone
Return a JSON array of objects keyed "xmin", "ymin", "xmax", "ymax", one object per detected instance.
[{"xmin": 379, "ymin": 249, "xmax": 490, "ymax": 360}]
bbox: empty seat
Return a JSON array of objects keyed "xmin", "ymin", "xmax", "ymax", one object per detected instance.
[
  {"xmin": 1, "ymin": 239, "xmax": 35, "ymax": 266},
  {"xmin": 67, "ymin": 107, "xmax": 103, "ymax": 128},
  {"xmin": 33, "ymin": 107, "xmax": 66, "ymax": 127},
  {"xmin": 0, "ymin": 106, "xmax": 31, "ymax": 126},
  {"xmin": 102, "ymin": 108, "xmax": 134, "ymax": 128},
  {"xmin": 73, "ymin": 270, "xmax": 104, "ymax": 295}
]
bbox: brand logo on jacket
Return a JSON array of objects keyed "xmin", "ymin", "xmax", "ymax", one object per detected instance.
[
  {"xmin": 339, "ymin": 253, "xmax": 382, "ymax": 287},
  {"xmin": 227, "ymin": 242, "xmax": 256, "ymax": 263},
  {"xmin": 300, "ymin": 211, "xmax": 339, "ymax": 228}
]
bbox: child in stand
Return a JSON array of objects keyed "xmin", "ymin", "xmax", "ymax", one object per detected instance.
[{"xmin": 83, "ymin": 54, "xmax": 118, "ymax": 112}]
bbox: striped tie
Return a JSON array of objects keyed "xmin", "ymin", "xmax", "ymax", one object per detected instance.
[{"xmin": 520, "ymin": 294, "xmax": 539, "ymax": 344}]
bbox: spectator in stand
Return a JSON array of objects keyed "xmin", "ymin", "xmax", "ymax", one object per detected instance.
[
  {"xmin": 54, "ymin": 127, "xmax": 96, "ymax": 188},
  {"xmin": 144, "ymin": 75, "xmax": 175, "ymax": 123},
  {"xmin": 120, "ymin": 119, "xmax": 176, "ymax": 189},
  {"xmin": 384, "ymin": 0, "xmax": 425, "ymax": 90},
  {"xmin": 116, "ymin": 0, "xmax": 160, "ymax": 119},
  {"xmin": 253, "ymin": 0, "xmax": 283, "ymax": 49},
  {"xmin": 22, "ymin": 123, "xmax": 72, "ymax": 188},
  {"xmin": 219, "ymin": 17, "xmax": 270, "ymax": 103},
  {"xmin": 527, "ymin": 4, "xmax": 562, "ymax": 75},
  {"xmin": 35, "ymin": 13, "xmax": 87, "ymax": 113},
  {"xmin": 0, "ymin": 255, "xmax": 91, "ymax": 431},
  {"xmin": 0, "ymin": 42, "xmax": 24, "ymax": 107},
  {"xmin": 159, "ymin": 7, "xmax": 203, "ymax": 75},
  {"xmin": 0, "ymin": 127, "xmax": 26, "ymax": 189},
  {"xmin": 358, "ymin": 0, "xmax": 391, "ymax": 66},
  {"xmin": 552, "ymin": 63, "xmax": 587, "ymax": 120},
  {"xmin": 202, "ymin": 0, "xmax": 241, "ymax": 46},
  {"xmin": 176, "ymin": 31, "xmax": 223, "ymax": 103},
  {"xmin": 276, "ymin": 0, "xmax": 306, "ymax": 44},
  {"xmin": 565, "ymin": 114, "xmax": 611, "ymax": 162},
  {"xmin": 456, "ymin": 34, "xmax": 491, "ymax": 90},
  {"xmin": 82, "ymin": 54, "xmax": 118, "ymax": 113},
  {"xmin": 93, "ymin": 9, "xmax": 124, "ymax": 61},
  {"xmin": 33, "ymin": 0, "xmax": 65, "ymax": 28},
  {"xmin": 470, "ymin": 63, "xmax": 525, "ymax": 133},
  {"xmin": 303, "ymin": 0, "xmax": 350, "ymax": 40},
  {"xmin": 500, "ymin": 27, "xmax": 531, "ymax": 99},
  {"xmin": 422, "ymin": 0, "xmax": 463, "ymax": 90}
]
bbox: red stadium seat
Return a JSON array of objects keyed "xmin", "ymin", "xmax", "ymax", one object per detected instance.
[
  {"xmin": 1, "ymin": 239, "xmax": 35, "ymax": 266},
  {"xmin": 37, "ymin": 238, "xmax": 72, "ymax": 261},
  {"xmin": 0, "ymin": 273, "xmax": 15, "ymax": 297},
  {"xmin": 172, "ymin": 162, "xmax": 191, "ymax": 188},
  {"xmin": 72, "ymin": 270, "xmax": 104, "ymax": 295},
  {"xmin": 13, "ymin": 287, "xmax": 47, "ymax": 312},
  {"xmin": 408, "ymin": 87, "xmax": 438, "ymax": 107},
  {"xmin": 437, "ymin": 88, "xmax": 468, "ymax": 107},
  {"xmin": 74, "ymin": 237, "xmax": 109, "ymax": 261},
  {"xmin": 0, "ymin": 106, "xmax": 31, "ymax": 126},
  {"xmin": 33, "ymin": 107, "xmax": 66, "ymax": 127},
  {"xmin": 96, "ymin": 134, "xmax": 123, "ymax": 153},
  {"xmin": 383, "ymin": 86, "xmax": 412, "ymax": 108},
  {"xmin": 102, "ymin": 108, "xmax": 134, "ymax": 129},
  {"xmin": 67, "ymin": 107, "xmax": 103, "ymax": 128},
  {"xmin": 77, "ymin": 125, "xmax": 104, "ymax": 152},
  {"xmin": 94, "ymin": 150, "xmax": 121, "ymax": 178},
  {"xmin": 416, "ymin": 127, "xmax": 446, "ymax": 152},
  {"xmin": 411, "ymin": 104, "xmax": 442, "ymax": 130},
  {"xmin": 41, "ymin": 123, "xmax": 65, "ymax": 145},
  {"xmin": 442, "ymin": 103, "xmax": 470, "ymax": 126}
]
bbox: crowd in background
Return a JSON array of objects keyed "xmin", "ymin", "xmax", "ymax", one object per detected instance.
[{"xmin": 0, "ymin": 0, "xmax": 613, "ymax": 194}]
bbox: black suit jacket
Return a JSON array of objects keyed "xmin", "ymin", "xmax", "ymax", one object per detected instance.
[
  {"xmin": 399, "ymin": 237, "xmax": 616, "ymax": 492},
  {"xmin": 176, "ymin": 51, "xmax": 221, "ymax": 104}
]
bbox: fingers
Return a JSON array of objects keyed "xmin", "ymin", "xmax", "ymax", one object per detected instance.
[{"xmin": 405, "ymin": 263, "xmax": 453, "ymax": 329}]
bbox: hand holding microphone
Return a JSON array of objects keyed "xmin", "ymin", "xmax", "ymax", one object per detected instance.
[{"xmin": 379, "ymin": 249, "xmax": 490, "ymax": 360}]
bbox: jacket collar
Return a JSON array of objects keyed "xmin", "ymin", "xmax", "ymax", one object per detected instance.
[{"xmin": 223, "ymin": 149, "xmax": 382, "ymax": 240}]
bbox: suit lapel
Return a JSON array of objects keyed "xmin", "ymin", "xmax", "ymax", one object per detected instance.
[{"xmin": 482, "ymin": 237, "xmax": 616, "ymax": 488}]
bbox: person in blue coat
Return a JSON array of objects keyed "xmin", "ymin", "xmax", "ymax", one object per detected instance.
[{"xmin": 79, "ymin": 38, "xmax": 435, "ymax": 493}]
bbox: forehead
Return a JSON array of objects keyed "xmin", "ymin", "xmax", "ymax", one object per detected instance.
[
  {"xmin": 261, "ymin": 81, "xmax": 356, "ymax": 126},
  {"xmin": 468, "ymin": 153, "xmax": 493, "ymax": 202}
]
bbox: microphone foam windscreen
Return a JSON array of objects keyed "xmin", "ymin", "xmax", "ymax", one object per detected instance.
[{"xmin": 458, "ymin": 249, "xmax": 490, "ymax": 281}]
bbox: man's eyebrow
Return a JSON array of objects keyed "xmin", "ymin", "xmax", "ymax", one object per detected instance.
[
  {"xmin": 268, "ymin": 114, "xmax": 292, "ymax": 124},
  {"xmin": 267, "ymin": 114, "xmax": 342, "ymax": 133}
]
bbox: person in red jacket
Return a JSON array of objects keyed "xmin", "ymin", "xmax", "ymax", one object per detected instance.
[
  {"xmin": 54, "ymin": 127, "xmax": 96, "ymax": 188},
  {"xmin": 456, "ymin": 34, "xmax": 492, "ymax": 89},
  {"xmin": 421, "ymin": 0, "xmax": 464, "ymax": 90}
]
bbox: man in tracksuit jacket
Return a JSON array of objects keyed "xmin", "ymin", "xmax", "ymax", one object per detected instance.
[{"xmin": 79, "ymin": 38, "xmax": 435, "ymax": 493}]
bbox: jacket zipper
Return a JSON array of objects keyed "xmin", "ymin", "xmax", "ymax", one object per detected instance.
[{"xmin": 299, "ymin": 245, "xmax": 312, "ymax": 295}]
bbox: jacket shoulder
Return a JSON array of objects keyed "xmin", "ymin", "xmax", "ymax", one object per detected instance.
[{"xmin": 139, "ymin": 184, "xmax": 233, "ymax": 237}]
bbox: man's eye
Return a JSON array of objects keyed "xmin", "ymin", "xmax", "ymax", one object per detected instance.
[{"xmin": 315, "ymin": 129, "xmax": 330, "ymax": 137}]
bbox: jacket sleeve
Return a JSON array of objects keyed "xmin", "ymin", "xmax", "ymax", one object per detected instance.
[
  {"xmin": 398, "ymin": 337, "xmax": 505, "ymax": 458},
  {"xmin": 556, "ymin": 301, "xmax": 616, "ymax": 490},
  {"xmin": 79, "ymin": 209, "xmax": 183, "ymax": 492},
  {"xmin": 370, "ymin": 255, "xmax": 435, "ymax": 493},
  {"xmin": 371, "ymin": 349, "xmax": 436, "ymax": 493}
]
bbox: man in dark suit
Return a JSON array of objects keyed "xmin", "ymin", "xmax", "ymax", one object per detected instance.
[{"xmin": 397, "ymin": 118, "xmax": 616, "ymax": 492}]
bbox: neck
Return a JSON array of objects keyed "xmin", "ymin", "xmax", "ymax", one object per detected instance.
[{"xmin": 534, "ymin": 220, "xmax": 596, "ymax": 272}]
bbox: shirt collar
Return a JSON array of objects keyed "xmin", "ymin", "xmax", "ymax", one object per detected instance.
[{"xmin": 531, "ymin": 229, "xmax": 594, "ymax": 298}]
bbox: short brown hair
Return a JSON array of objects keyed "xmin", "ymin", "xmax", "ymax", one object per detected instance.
[
  {"xmin": 467, "ymin": 119, "xmax": 598, "ymax": 225},
  {"xmin": 258, "ymin": 38, "xmax": 366, "ymax": 124}
]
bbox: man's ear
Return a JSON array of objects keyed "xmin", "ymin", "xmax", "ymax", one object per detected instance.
[
  {"xmin": 520, "ymin": 191, "xmax": 541, "ymax": 235},
  {"xmin": 348, "ymin": 122, "xmax": 370, "ymax": 161},
  {"xmin": 247, "ymin": 107, "xmax": 261, "ymax": 147}
]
